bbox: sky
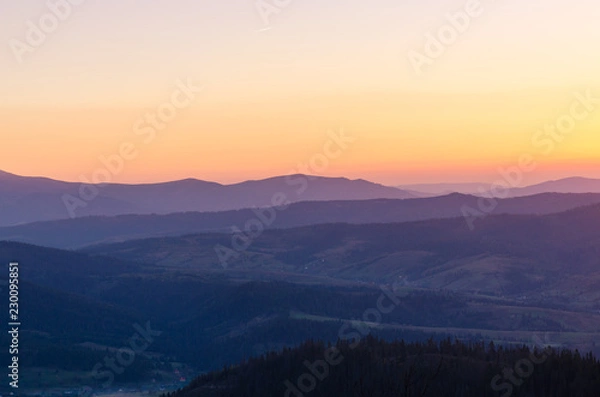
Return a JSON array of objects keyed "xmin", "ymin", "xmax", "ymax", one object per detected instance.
[{"xmin": 1, "ymin": 0, "xmax": 599, "ymax": 186}]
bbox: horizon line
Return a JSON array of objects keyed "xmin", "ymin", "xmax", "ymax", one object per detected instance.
[{"xmin": 0, "ymin": 168, "xmax": 595, "ymax": 190}]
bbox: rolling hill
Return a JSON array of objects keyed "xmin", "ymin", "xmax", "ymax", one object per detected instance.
[{"xmin": 82, "ymin": 203, "xmax": 600, "ymax": 306}]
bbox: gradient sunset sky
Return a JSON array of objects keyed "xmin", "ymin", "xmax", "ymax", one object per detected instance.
[{"xmin": 1, "ymin": 0, "xmax": 599, "ymax": 185}]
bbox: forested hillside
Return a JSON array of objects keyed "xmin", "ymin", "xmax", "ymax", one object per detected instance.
[{"xmin": 167, "ymin": 337, "xmax": 600, "ymax": 397}]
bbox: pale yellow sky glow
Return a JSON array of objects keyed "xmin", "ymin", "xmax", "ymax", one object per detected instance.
[{"xmin": 1, "ymin": 0, "xmax": 599, "ymax": 185}]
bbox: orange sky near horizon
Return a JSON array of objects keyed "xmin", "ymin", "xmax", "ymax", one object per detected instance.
[{"xmin": 1, "ymin": 0, "xmax": 599, "ymax": 186}]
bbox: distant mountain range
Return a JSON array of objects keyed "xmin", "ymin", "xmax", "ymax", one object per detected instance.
[
  {"xmin": 0, "ymin": 170, "xmax": 414, "ymax": 226},
  {"xmin": 3, "ymin": 192, "xmax": 600, "ymax": 249},
  {"xmin": 3, "ymin": 169, "xmax": 600, "ymax": 227},
  {"xmin": 397, "ymin": 182, "xmax": 492, "ymax": 195},
  {"xmin": 503, "ymin": 176, "xmax": 600, "ymax": 197},
  {"xmin": 400, "ymin": 177, "xmax": 600, "ymax": 196}
]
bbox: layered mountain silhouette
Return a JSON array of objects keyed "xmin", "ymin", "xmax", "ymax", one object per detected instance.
[
  {"xmin": 504, "ymin": 176, "xmax": 600, "ymax": 196},
  {"xmin": 3, "ymin": 169, "xmax": 600, "ymax": 228},
  {"xmin": 402, "ymin": 177, "xmax": 600, "ymax": 197},
  {"xmin": 4, "ymin": 202, "xmax": 600, "ymax": 392},
  {"xmin": 83, "ymin": 202, "xmax": 600, "ymax": 304},
  {"xmin": 3, "ymin": 192, "xmax": 600, "ymax": 249},
  {"xmin": 0, "ymin": 170, "xmax": 415, "ymax": 226}
]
